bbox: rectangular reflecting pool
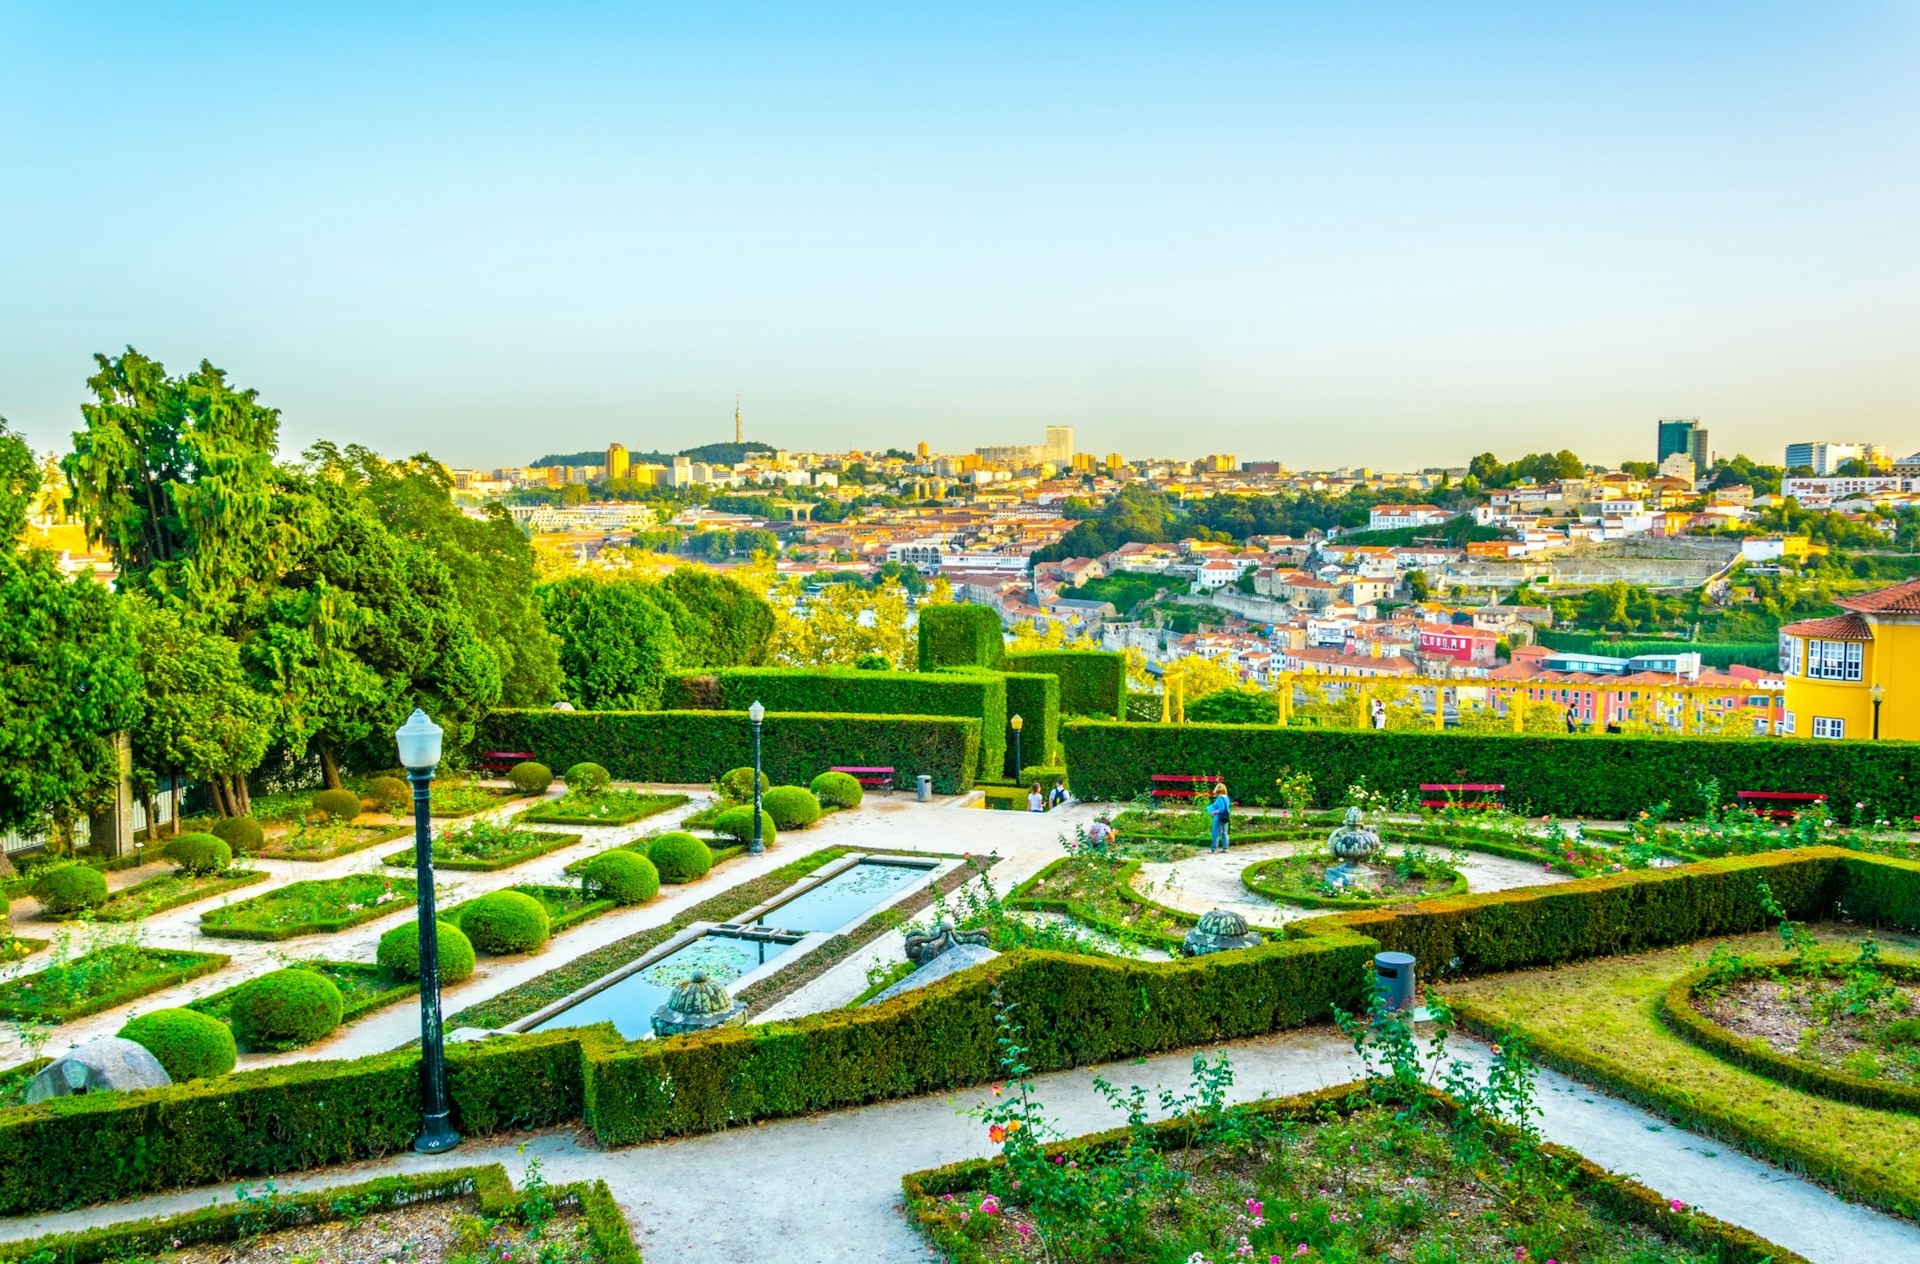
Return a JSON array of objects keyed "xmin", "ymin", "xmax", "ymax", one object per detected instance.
[
  {"xmin": 526, "ymin": 931, "xmax": 795, "ymax": 1041},
  {"xmin": 748, "ymin": 858, "xmax": 931, "ymax": 933}
]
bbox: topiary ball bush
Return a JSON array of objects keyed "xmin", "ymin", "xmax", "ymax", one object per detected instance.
[
  {"xmin": 564, "ymin": 762, "xmax": 612, "ymax": 793},
  {"xmin": 119, "ymin": 1007, "xmax": 237, "ymax": 1082},
  {"xmin": 709, "ymin": 808, "xmax": 776, "ymax": 851},
  {"xmin": 582, "ymin": 850, "xmax": 661, "ymax": 905},
  {"xmin": 854, "ymin": 652, "xmax": 892, "ymax": 670},
  {"xmin": 209, "ymin": 816, "xmax": 264, "ymax": 854},
  {"xmin": 718, "ymin": 766, "xmax": 770, "ymax": 801},
  {"xmin": 33, "ymin": 864, "xmax": 107, "ymax": 915},
  {"xmin": 809, "ymin": 771, "xmax": 864, "ymax": 809},
  {"xmin": 165, "ymin": 832, "xmax": 233, "ymax": 876},
  {"xmin": 229, "ymin": 968, "xmax": 343, "ymax": 1052},
  {"xmin": 366, "ymin": 776, "xmax": 410, "ymax": 814},
  {"xmin": 312, "ymin": 788, "xmax": 363, "ymax": 822},
  {"xmin": 507, "ymin": 761, "xmax": 553, "ymax": 795},
  {"xmin": 459, "ymin": 890, "xmax": 551, "ymax": 955},
  {"xmin": 762, "ymin": 786, "xmax": 822, "ymax": 830},
  {"xmin": 376, "ymin": 919, "xmax": 475, "ymax": 983},
  {"xmin": 648, "ymin": 831, "xmax": 717, "ymax": 882}
]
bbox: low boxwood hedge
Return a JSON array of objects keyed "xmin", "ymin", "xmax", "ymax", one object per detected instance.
[{"xmin": 1240, "ymin": 854, "xmax": 1469, "ymax": 910}]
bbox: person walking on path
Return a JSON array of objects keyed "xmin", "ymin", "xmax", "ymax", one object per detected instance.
[
  {"xmin": 1208, "ymin": 781, "xmax": 1232, "ymax": 852},
  {"xmin": 1028, "ymin": 783, "xmax": 1046, "ymax": 812}
]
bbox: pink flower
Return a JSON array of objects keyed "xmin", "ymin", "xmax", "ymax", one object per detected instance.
[
  {"xmin": 1295, "ymin": 1247, "xmax": 1311, "ymax": 1258},
  {"xmin": 1670, "ymin": 1199, "xmax": 1686, "ymax": 1212},
  {"xmin": 1246, "ymin": 1198, "xmax": 1263, "ymax": 1217},
  {"xmin": 1515, "ymin": 1250, "xmax": 1529, "ymax": 1262},
  {"xmin": 979, "ymin": 1195, "xmax": 1000, "ymax": 1216}
]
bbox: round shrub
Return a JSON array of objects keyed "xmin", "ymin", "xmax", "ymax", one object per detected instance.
[
  {"xmin": 582, "ymin": 850, "xmax": 661, "ymax": 905},
  {"xmin": 762, "ymin": 786, "xmax": 822, "ymax": 830},
  {"xmin": 565, "ymin": 762, "xmax": 612, "ymax": 793},
  {"xmin": 165, "ymin": 832, "xmax": 233, "ymax": 876},
  {"xmin": 708, "ymin": 808, "xmax": 776, "ymax": 851},
  {"xmin": 312, "ymin": 788, "xmax": 362, "ymax": 822},
  {"xmin": 33, "ymin": 864, "xmax": 107, "ymax": 915},
  {"xmin": 810, "ymin": 770, "xmax": 864, "ymax": 809},
  {"xmin": 459, "ymin": 890, "xmax": 551, "ymax": 955},
  {"xmin": 507, "ymin": 761, "xmax": 553, "ymax": 794},
  {"xmin": 366, "ymin": 776, "xmax": 410, "ymax": 814},
  {"xmin": 648, "ymin": 831, "xmax": 716, "ymax": 882},
  {"xmin": 119, "ymin": 1007, "xmax": 236, "ymax": 1082},
  {"xmin": 209, "ymin": 816, "xmax": 264, "ymax": 854},
  {"xmin": 229, "ymin": 968, "xmax": 343, "ymax": 1051},
  {"xmin": 718, "ymin": 766, "xmax": 770, "ymax": 801},
  {"xmin": 376, "ymin": 919, "xmax": 475, "ymax": 983},
  {"xmin": 854, "ymin": 652, "xmax": 892, "ymax": 670}
]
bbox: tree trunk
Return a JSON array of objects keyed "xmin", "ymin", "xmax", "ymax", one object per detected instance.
[
  {"xmin": 210, "ymin": 776, "xmax": 232, "ymax": 819},
  {"xmin": 231, "ymin": 774, "xmax": 252, "ymax": 817},
  {"xmin": 143, "ymin": 793, "xmax": 157, "ymax": 845},
  {"xmin": 320, "ymin": 745, "xmax": 342, "ymax": 791}
]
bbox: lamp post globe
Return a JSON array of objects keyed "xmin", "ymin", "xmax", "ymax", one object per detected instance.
[
  {"xmin": 1871, "ymin": 683, "xmax": 1887, "ymax": 740},
  {"xmin": 1009, "ymin": 714, "xmax": 1023, "ymax": 778},
  {"xmin": 748, "ymin": 700, "xmax": 766, "ymax": 854},
  {"xmin": 394, "ymin": 709, "xmax": 459, "ymax": 1154}
]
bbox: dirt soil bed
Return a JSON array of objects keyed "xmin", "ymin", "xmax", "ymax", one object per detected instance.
[
  {"xmin": 164, "ymin": 1196, "xmax": 592, "ymax": 1264},
  {"xmin": 1703, "ymin": 974, "xmax": 1920, "ymax": 1086}
]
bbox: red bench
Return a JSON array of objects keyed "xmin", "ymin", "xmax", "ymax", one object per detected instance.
[
  {"xmin": 1420, "ymin": 783, "xmax": 1505, "ymax": 811},
  {"xmin": 478, "ymin": 751, "xmax": 536, "ymax": 776},
  {"xmin": 1737, "ymin": 790, "xmax": 1827, "ymax": 822},
  {"xmin": 831, "ymin": 765, "xmax": 895, "ymax": 794},
  {"xmin": 1151, "ymin": 775, "xmax": 1217, "ymax": 801}
]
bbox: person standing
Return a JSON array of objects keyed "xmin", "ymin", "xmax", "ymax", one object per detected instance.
[
  {"xmin": 1208, "ymin": 782, "xmax": 1231, "ymax": 852},
  {"xmin": 1370, "ymin": 699, "xmax": 1387, "ymax": 730},
  {"xmin": 1028, "ymin": 783, "xmax": 1045, "ymax": 812}
]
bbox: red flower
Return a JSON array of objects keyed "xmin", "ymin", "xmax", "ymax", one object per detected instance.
[{"xmin": 988, "ymin": 1124, "xmax": 1007, "ymax": 1144}]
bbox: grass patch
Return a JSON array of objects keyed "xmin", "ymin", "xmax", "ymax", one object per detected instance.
[
  {"xmin": 444, "ymin": 884, "xmax": 617, "ymax": 936},
  {"xmin": 255, "ymin": 820, "xmax": 409, "ymax": 862},
  {"xmin": 49, "ymin": 868, "xmax": 270, "ymax": 924},
  {"xmin": 1445, "ymin": 925, "xmax": 1920, "ymax": 1221},
  {"xmin": 1008, "ymin": 855, "xmax": 1203, "ymax": 950},
  {"xmin": 199, "ymin": 874, "xmax": 418, "ymax": 941},
  {"xmin": 517, "ymin": 790, "xmax": 690, "ymax": 827},
  {"xmin": 1240, "ymin": 848, "xmax": 1467, "ymax": 909},
  {"xmin": 0, "ymin": 945, "xmax": 229, "ymax": 1023},
  {"xmin": 385, "ymin": 822, "xmax": 582, "ymax": 872},
  {"xmin": 189, "ymin": 958, "xmax": 419, "ymax": 1028}
]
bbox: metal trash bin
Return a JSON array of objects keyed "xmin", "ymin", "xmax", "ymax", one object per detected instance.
[
  {"xmin": 1374, "ymin": 951, "xmax": 1416, "ymax": 1013},
  {"xmin": 916, "ymin": 774, "xmax": 932, "ymax": 803}
]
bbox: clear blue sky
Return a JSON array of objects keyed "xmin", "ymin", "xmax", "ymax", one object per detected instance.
[{"xmin": 2, "ymin": 2, "xmax": 1916, "ymax": 470}]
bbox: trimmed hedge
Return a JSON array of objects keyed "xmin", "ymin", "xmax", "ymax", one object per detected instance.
[
  {"xmin": 118, "ymin": 1008, "xmax": 238, "ymax": 1083},
  {"xmin": 32, "ymin": 864, "xmax": 107, "ymax": 914},
  {"xmin": 564, "ymin": 761, "xmax": 612, "ymax": 792},
  {"xmin": 916, "ymin": 603, "xmax": 1005, "ymax": 670},
  {"xmin": 810, "ymin": 770, "xmax": 864, "ymax": 808},
  {"xmin": 762, "ymin": 786, "xmax": 821, "ymax": 830},
  {"xmin": 1063, "ymin": 720, "xmax": 1920, "ymax": 819},
  {"xmin": 508, "ymin": 761, "xmax": 554, "ymax": 794},
  {"xmin": 479, "ymin": 708, "xmax": 982, "ymax": 794},
  {"xmin": 312, "ymin": 788, "xmax": 362, "ymax": 822},
  {"xmin": 650, "ymin": 831, "xmax": 717, "ymax": 882},
  {"xmin": 1003, "ymin": 649, "xmax": 1127, "ymax": 720},
  {"xmin": 719, "ymin": 766, "xmax": 769, "ymax": 799},
  {"xmin": 377, "ymin": 920, "xmax": 477, "ymax": 984},
  {"xmin": 164, "ymin": 833, "xmax": 233, "ymax": 876},
  {"xmin": 209, "ymin": 816, "xmax": 264, "ymax": 853},
  {"xmin": 660, "ymin": 667, "xmax": 1007, "ymax": 783},
  {"xmin": 582, "ymin": 850, "xmax": 661, "ymax": 906},
  {"xmin": 997, "ymin": 671, "xmax": 1061, "ymax": 772},
  {"xmin": 229, "ymin": 968, "xmax": 344, "ymax": 1052}
]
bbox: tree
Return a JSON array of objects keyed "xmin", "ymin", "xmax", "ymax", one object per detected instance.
[
  {"xmin": 1405, "ymin": 570, "xmax": 1432, "ymax": 602},
  {"xmin": 769, "ymin": 575, "xmax": 918, "ymax": 668},
  {"xmin": 655, "ymin": 567, "xmax": 775, "ymax": 666},
  {"xmin": 126, "ymin": 599, "xmax": 274, "ymax": 823},
  {"xmin": 1185, "ymin": 688, "xmax": 1277, "ymax": 724},
  {"xmin": 538, "ymin": 575, "xmax": 681, "ymax": 709}
]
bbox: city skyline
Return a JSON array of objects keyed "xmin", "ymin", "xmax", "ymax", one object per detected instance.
[{"xmin": 2, "ymin": 3, "xmax": 1916, "ymax": 468}]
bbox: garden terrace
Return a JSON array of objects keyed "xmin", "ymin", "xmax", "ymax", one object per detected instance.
[
  {"xmin": 190, "ymin": 959, "xmax": 419, "ymax": 1027},
  {"xmin": 47, "ymin": 868, "xmax": 268, "ymax": 924},
  {"xmin": 384, "ymin": 822, "xmax": 582, "ymax": 872},
  {"xmin": 198, "ymin": 874, "xmax": 418, "ymax": 941},
  {"xmin": 518, "ymin": 789, "xmax": 690, "ymax": 827},
  {"xmin": 0, "ymin": 946, "xmax": 228, "ymax": 1023}
]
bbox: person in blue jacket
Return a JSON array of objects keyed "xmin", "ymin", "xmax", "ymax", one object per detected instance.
[{"xmin": 1208, "ymin": 782, "xmax": 1231, "ymax": 852}]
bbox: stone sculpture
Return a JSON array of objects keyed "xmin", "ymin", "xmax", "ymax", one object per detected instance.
[
  {"xmin": 903, "ymin": 921, "xmax": 991, "ymax": 966},
  {"xmin": 1181, "ymin": 908, "xmax": 1263, "ymax": 957},
  {"xmin": 1326, "ymin": 805, "xmax": 1383, "ymax": 888},
  {"xmin": 649, "ymin": 971, "xmax": 746, "ymax": 1038}
]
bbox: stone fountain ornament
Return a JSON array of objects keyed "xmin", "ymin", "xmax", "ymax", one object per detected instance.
[
  {"xmin": 1326, "ymin": 805, "xmax": 1383, "ymax": 888},
  {"xmin": 650, "ymin": 970, "xmax": 745, "ymax": 1038},
  {"xmin": 1181, "ymin": 909, "xmax": 1264, "ymax": 957}
]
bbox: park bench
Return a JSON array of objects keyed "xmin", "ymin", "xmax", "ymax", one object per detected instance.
[
  {"xmin": 831, "ymin": 765, "xmax": 896, "ymax": 794},
  {"xmin": 1419, "ymin": 782, "xmax": 1506, "ymax": 811},
  {"xmin": 1150, "ymin": 774, "xmax": 1216, "ymax": 801},
  {"xmin": 478, "ymin": 751, "xmax": 536, "ymax": 776},
  {"xmin": 1736, "ymin": 789, "xmax": 1827, "ymax": 822}
]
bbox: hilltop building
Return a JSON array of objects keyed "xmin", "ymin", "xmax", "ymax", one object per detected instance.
[{"xmin": 1778, "ymin": 577, "xmax": 1920, "ymax": 740}]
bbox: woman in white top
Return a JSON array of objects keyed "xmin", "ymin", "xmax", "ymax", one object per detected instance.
[{"xmin": 1028, "ymin": 784, "xmax": 1045, "ymax": 812}]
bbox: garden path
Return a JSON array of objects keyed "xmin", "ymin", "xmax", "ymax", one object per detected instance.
[{"xmin": 4, "ymin": 1025, "xmax": 1913, "ymax": 1264}]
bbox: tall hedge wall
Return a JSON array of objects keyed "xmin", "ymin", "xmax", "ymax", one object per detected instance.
[
  {"xmin": 917, "ymin": 604, "xmax": 1005, "ymax": 671},
  {"xmin": 656, "ymin": 669, "xmax": 1005, "ymax": 783},
  {"xmin": 996, "ymin": 671, "xmax": 1060, "ymax": 774},
  {"xmin": 1003, "ymin": 650, "xmax": 1126, "ymax": 719},
  {"xmin": 480, "ymin": 708, "xmax": 982, "ymax": 792},
  {"xmin": 1062, "ymin": 721, "xmax": 1920, "ymax": 819}
]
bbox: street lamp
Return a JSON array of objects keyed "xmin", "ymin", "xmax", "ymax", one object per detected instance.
[
  {"xmin": 1009, "ymin": 714, "xmax": 1024, "ymax": 778},
  {"xmin": 1871, "ymin": 683, "xmax": 1887, "ymax": 740},
  {"xmin": 394, "ymin": 709, "xmax": 460, "ymax": 1155},
  {"xmin": 748, "ymin": 700, "xmax": 766, "ymax": 854}
]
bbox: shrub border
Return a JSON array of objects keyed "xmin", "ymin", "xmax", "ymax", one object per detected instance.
[
  {"xmin": 517, "ymin": 792, "xmax": 690, "ymax": 827},
  {"xmin": 189, "ymin": 960, "xmax": 420, "ymax": 1028},
  {"xmin": 0, "ymin": 948, "xmax": 231, "ymax": 1023},
  {"xmin": 58, "ymin": 868, "xmax": 270, "ymax": 924},
  {"xmin": 198, "ymin": 877, "xmax": 421, "ymax": 942},
  {"xmin": 1240, "ymin": 854, "xmax": 1469, "ymax": 910},
  {"xmin": 445, "ymin": 884, "xmax": 619, "ymax": 937},
  {"xmin": 383, "ymin": 830, "xmax": 583, "ymax": 873}
]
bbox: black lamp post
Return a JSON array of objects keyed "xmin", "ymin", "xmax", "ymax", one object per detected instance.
[
  {"xmin": 1871, "ymin": 683, "xmax": 1886, "ymax": 740},
  {"xmin": 1010, "ymin": 713, "xmax": 1024, "ymax": 778},
  {"xmin": 749, "ymin": 699, "xmax": 766, "ymax": 854},
  {"xmin": 395, "ymin": 709, "xmax": 460, "ymax": 1154}
]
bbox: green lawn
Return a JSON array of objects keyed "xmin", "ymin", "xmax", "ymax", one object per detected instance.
[
  {"xmin": 517, "ymin": 790, "xmax": 689, "ymax": 827},
  {"xmin": 0, "ymin": 946, "xmax": 229, "ymax": 1022},
  {"xmin": 1445, "ymin": 926, "xmax": 1920, "ymax": 1220},
  {"xmin": 199, "ymin": 875, "xmax": 418, "ymax": 941},
  {"xmin": 256, "ymin": 820, "xmax": 410, "ymax": 861}
]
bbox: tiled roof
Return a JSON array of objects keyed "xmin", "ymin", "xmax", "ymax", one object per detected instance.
[
  {"xmin": 1836, "ymin": 578, "xmax": 1920, "ymax": 615},
  {"xmin": 1779, "ymin": 613, "xmax": 1874, "ymax": 640}
]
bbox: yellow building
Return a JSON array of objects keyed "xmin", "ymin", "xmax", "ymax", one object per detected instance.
[
  {"xmin": 1778, "ymin": 578, "xmax": 1920, "ymax": 740},
  {"xmin": 606, "ymin": 443, "xmax": 629, "ymax": 480}
]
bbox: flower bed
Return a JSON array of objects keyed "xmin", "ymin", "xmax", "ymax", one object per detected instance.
[
  {"xmin": 385, "ymin": 822, "xmax": 582, "ymax": 872},
  {"xmin": 562, "ymin": 837, "xmax": 742, "ymax": 877},
  {"xmin": 0, "ymin": 945, "xmax": 229, "ymax": 1023},
  {"xmin": 255, "ymin": 821, "xmax": 410, "ymax": 862},
  {"xmin": 1008, "ymin": 856, "xmax": 1209, "ymax": 950},
  {"xmin": 189, "ymin": 959, "xmax": 420, "ymax": 1028},
  {"xmin": 49, "ymin": 869, "xmax": 268, "ymax": 924},
  {"xmin": 444, "ymin": 884, "xmax": 616, "ymax": 937},
  {"xmin": 199, "ymin": 875, "xmax": 418, "ymax": 941},
  {"xmin": 1240, "ymin": 848, "xmax": 1467, "ymax": 909},
  {"xmin": 429, "ymin": 781, "xmax": 534, "ymax": 818},
  {"xmin": 518, "ymin": 790, "xmax": 690, "ymax": 827}
]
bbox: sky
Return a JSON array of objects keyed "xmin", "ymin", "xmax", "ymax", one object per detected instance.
[{"xmin": 2, "ymin": 2, "xmax": 1917, "ymax": 471}]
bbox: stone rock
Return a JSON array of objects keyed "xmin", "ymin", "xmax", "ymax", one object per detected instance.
[
  {"xmin": 866, "ymin": 943, "xmax": 1001, "ymax": 1005},
  {"xmin": 903, "ymin": 921, "xmax": 990, "ymax": 966},
  {"xmin": 651, "ymin": 970, "xmax": 746, "ymax": 1038},
  {"xmin": 1182, "ymin": 909, "xmax": 1264, "ymax": 958},
  {"xmin": 25, "ymin": 1037, "xmax": 172, "ymax": 1103}
]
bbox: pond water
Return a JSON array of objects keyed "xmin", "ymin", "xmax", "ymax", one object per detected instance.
[
  {"xmin": 527, "ymin": 932, "xmax": 794, "ymax": 1040},
  {"xmin": 749, "ymin": 859, "xmax": 931, "ymax": 933}
]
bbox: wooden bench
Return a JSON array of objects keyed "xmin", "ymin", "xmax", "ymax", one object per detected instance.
[
  {"xmin": 1419, "ymin": 782, "xmax": 1506, "ymax": 811},
  {"xmin": 478, "ymin": 751, "xmax": 536, "ymax": 776},
  {"xmin": 1737, "ymin": 790, "xmax": 1827, "ymax": 822},
  {"xmin": 1150, "ymin": 775, "xmax": 1215, "ymax": 801},
  {"xmin": 831, "ymin": 765, "xmax": 896, "ymax": 794}
]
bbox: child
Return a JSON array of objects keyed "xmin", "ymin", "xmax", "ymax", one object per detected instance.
[{"xmin": 1208, "ymin": 782, "xmax": 1231, "ymax": 852}]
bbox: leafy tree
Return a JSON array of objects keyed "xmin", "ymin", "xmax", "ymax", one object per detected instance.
[
  {"xmin": 538, "ymin": 575, "xmax": 680, "ymax": 709},
  {"xmin": 1405, "ymin": 570, "xmax": 1432, "ymax": 602},
  {"xmin": 655, "ymin": 567, "xmax": 774, "ymax": 666},
  {"xmin": 1184, "ymin": 688, "xmax": 1277, "ymax": 724},
  {"xmin": 126, "ymin": 599, "xmax": 274, "ymax": 824},
  {"xmin": 1619, "ymin": 461, "xmax": 1658, "ymax": 479}
]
